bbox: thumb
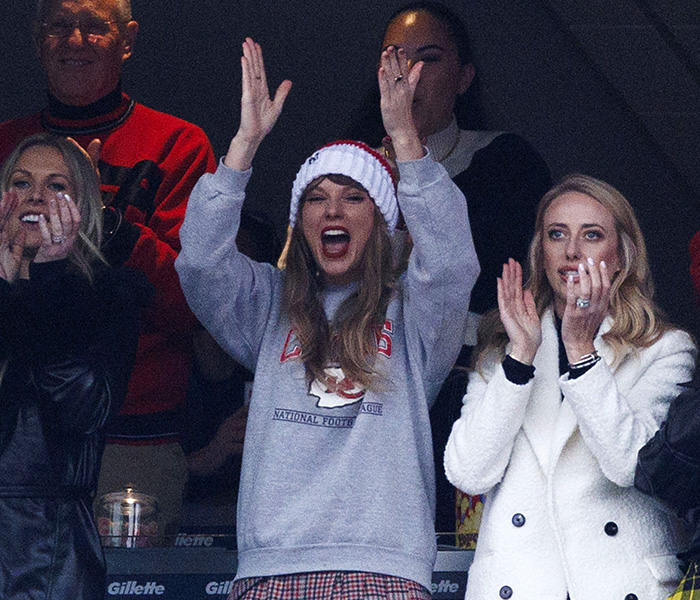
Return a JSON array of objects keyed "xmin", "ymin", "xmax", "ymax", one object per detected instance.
[
  {"xmin": 86, "ymin": 138, "xmax": 102, "ymax": 170},
  {"xmin": 272, "ymin": 80, "xmax": 293, "ymax": 116}
]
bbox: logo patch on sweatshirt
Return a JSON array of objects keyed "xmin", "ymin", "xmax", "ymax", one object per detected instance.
[{"xmin": 309, "ymin": 367, "xmax": 365, "ymax": 408}]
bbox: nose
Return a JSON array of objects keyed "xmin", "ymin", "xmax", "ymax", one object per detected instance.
[
  {"xmin": 565, "ymin": 237, "xmax": 581, "ymax": 260},
  {"xmin": 66, "ymin": 24, "xmax": 86, "ymax": 46},
  {"xmin": 324, "ymin": 196, "xmax": 344, "ymax": 218},
  {"xmin": 25, "ymin": 185, "xmax": 50, "ymax": 205}
]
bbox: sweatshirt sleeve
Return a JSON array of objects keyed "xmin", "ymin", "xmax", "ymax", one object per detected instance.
[
  {"xmin": 397, "ymin": 153, "xmax": 480, "ymax": 392},
  {"xmin": 175, "ymin": 161, "xmax": 281, "ymax": 371}
]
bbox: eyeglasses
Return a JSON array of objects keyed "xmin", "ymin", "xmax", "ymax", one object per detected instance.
[{"xmin": 40, "ymin": 18, "xmax": 120, "ymax": 41}]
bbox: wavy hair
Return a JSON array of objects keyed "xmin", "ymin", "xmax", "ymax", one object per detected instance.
[
  {"xmin": 477, "ymin": 173, "xmax": 672, "ymax": 367},
  {"xmin": 1, "ymin": 133, "xmax": 106, "ymax": 283},
  {"xmin": 282, "ymin": 174, "xmax": 397, "ymax": 390}
]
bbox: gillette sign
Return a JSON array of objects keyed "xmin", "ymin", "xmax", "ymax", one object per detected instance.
[{"xmin": 107, "ymin": 581, "xmax": 165, "ymax": 595}]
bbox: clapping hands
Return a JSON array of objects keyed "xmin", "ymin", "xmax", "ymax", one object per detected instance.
[
  {"xmin": 0, "ymin": 191, "xmax": 25, "ymax": 283},
  {"xmin": 0, "ymin": 189, "xmax": 80, "ymax": 284},
  {"xmin": 497, "ymin": 259, "xmax": 542, "ymax": 365}
]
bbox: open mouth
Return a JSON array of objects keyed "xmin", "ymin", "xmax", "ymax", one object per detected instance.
[
  {"xmin": 559, "ymin": 268, "xmax": 583, "ymax": 282},
  {"xmin": 20, "ymin": 213, "xmax": 42, "ymax": 224},
  {"xmin": 321, "ymin": 228, "xmax": 350, "ymax": 259}
]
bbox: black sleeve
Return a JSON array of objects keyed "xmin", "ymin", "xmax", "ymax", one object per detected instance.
[
  {"xmin": 453, "ymin": 134, "xmax": 552, "ymax": 315},
  {"xmin": 18, "ymin": 262, "xmax": 152, "ymax": 433},
  {"xmin": 635, "ymin": 374, "xmax": 700, "ymax": 514}
]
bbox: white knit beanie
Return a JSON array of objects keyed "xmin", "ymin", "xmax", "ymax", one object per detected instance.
[{"xmin": 289, "ymin": 140, "xmax": 398, "ymax": 233}]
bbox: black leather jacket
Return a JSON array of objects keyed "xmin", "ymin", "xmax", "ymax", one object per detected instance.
[
  {"xmin": 635, "ymin": 369, "xmax": 700, "ymax": 561},
  {"xmin": 0, "ymin": 260, "xmax": 150, "ymax": 599}
]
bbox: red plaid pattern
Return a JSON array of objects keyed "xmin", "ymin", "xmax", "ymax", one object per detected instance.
[{"xmin": 228, "ymin": 572, "xmax": 431, "ymax": 600}]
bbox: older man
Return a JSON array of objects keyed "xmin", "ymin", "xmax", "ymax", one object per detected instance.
[{"xmin": 0, "ymin": 0, "xmax": 217, "ymax": 541}]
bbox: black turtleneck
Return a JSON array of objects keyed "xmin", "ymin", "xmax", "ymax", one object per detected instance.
[{"xmin": 47, "ymin": 82, "xmax": 122, "ymax": 120}]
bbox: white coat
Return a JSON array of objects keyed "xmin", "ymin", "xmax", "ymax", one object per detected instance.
[{"xmin": 445, "ymin": 309, "xmax": 696, "ymax": 600}]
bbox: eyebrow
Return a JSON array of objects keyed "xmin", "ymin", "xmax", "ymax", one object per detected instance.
[
  {"xmin": 381, "ymin": 43, "xmax": 447, "ymax": 53},
  {"xmin": 546, "ymin": 222, "xmax": 608, "ymax": 231},
  {"xmin": 11, "ymin": 168, "xmax": 70, "ymax": 179}
]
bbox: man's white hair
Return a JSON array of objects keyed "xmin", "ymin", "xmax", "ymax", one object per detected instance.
[{"xmin": 37, "ymin": 0, "xmax": 133, "ymax": 22}]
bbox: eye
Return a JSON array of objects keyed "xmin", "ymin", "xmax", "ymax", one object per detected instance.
[
  {"xmin": 419, "ymin": 54, "xmax": 442, "ymax": 63},
  {"xmin": 48, "ymin": 182, "xmax": 68, "ymax": 192},
  {"xmin": 10, "ymin": 178, "xmax": 30, "ymax": 190},
  {"xmin": 344, "ymin": 194, "xmax": 367, "ymax": 203},
  {"xmin": 304, "ymin": 195, "xmax": 325, "ymax": 204},
  {"xmin": 83, "ymin": 18, "xmax": 112, "ymax": 36},
  {"xmin": 547, "ymin": 229, "xmax": 564, "ymax": 240},
  {"xmin": 584, "ymin": 230, "xmax": 602, "ymax": 240},
  {"xmin": 44, "ymin": 19, "xmax": 72, "ymax": 37}
]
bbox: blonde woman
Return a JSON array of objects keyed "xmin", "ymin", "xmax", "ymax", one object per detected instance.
[
  {"xmin": 0, "ymin": 134, "xmax": 148, "ymax": 599},
  {"xmin": 445, "ymin": 174, "xmax": 696, "ymax": 600},
  {"xmin": 176, "ymin": 39, "xmax": 479, "ymax": 599}
]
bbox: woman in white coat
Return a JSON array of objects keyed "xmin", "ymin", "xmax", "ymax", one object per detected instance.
[{"xmin": 445, "ymin": 174, "xmax": 696, "ymax": 600}]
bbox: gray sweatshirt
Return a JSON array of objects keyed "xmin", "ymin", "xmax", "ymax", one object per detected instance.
[{"xmin": 175, "ymin": 153, "xmax": 479, "ymax": 590}]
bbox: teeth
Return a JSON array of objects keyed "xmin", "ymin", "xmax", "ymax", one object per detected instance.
[
  {"xmin": 324, "ymin": 229, "xmax": 346, "ymax": 237},
  {"xmin": 21, "ymin": 214, "xmax": 40, "ymax": 223}
]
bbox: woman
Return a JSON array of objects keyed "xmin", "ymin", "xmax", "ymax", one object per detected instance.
[
  {"xmin": 445, "ymin": 174, "xmax": 696, "ymax": 599},
  {"xmin": 347, "ymin": 1, "xmax": 552, "ymax": 537},
  {"xmin": 0, "ymin": 133, "xmax": 147, "ymax": 599},
  {"xmin": 176, "ymin": 39, "xmax": 479, "ymax": 598}
]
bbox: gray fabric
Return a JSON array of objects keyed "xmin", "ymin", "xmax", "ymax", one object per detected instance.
[{"xmin": 176, "ymin": 153, "xmax": 479, "ymax": 590}]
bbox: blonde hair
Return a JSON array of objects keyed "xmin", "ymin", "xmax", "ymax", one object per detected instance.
[
  {"xmin": 1, "ymin": 133, "xmax": 107, "ymax": 283},
  {"xmin": 477, "ymin": 173, "xmax": 672, "ymax": 368},
  {"xmin": 282, "ymin": 174, "xmax": 397, "ymax": 389}
]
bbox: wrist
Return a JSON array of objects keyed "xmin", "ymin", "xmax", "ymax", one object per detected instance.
[
  {"xmin": 509, "ymin": 345, "xmax": 536, "ymax": 366},
  {"xmin": 565, "ymin": 343, "xmax": 597, "ymax": 364},
  {"xmin": 388, "ymin": 134, "xmax": 423, "ymax": 162}
]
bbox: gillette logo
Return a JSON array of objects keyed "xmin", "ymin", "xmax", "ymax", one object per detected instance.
[
  {"xmin": 107, "ymin": 581, "xmax": 165, "ymax": 595},
  {"xmin": 206, "ymin": 580, "xmax": 235, "ymax": 595}
]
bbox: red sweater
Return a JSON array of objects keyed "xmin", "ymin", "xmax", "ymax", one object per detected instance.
[
  {"xmin": 691, "ymin": 229, "xmax": 700, "ymax": 306},
  {"xmin": 0, "ymin": 90, "xmax": 217, "ymax": 442}
]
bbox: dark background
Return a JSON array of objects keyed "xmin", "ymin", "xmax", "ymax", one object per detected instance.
[{"xmin": 1, "ymin": 0, "xmax": 698, "ymax": 335}]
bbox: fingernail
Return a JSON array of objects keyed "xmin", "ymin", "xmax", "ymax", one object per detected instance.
[
  {"xmin": 587, "ymin": 257, "xmax": 594, "ymax": 266},
  {"xmin": 600, "ymin": 261, "xmax": 607, "ymax": 269},
  {"xmin": 568, "ymin": 274, "xmax": 574, "ymax": 282},
  {"xmin": 578, "ymin": 263, "xmax": 584, "ymax": 271},
  {"xmin": 39, "ymin": 214, "xmax": 45, "ymax": 221},
  {"xmin": 64, "ymin": 194, "xmax": 71, "ymax": 202}
]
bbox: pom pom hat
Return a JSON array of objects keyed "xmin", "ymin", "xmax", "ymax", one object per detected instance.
[{"xmin": 289, "ymin": 140, "xmax": 399, "ymax": 233}]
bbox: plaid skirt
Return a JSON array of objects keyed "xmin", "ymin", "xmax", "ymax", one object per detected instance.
[{"xmin": 228, "ymin": 571, "xmax": 432, "ymax": 600}]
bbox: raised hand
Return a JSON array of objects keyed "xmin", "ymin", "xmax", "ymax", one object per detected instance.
[
  {"xmin": 378, "ymin": 45, "xmax": 423, "ymax": 162},
  {"xmin": 224, "ymin": 38, "xmax": 292, "ymax": 171},
  {"xmin": 561, "ymin": 257, "xmax": 610, "ymax": 363},
  {"xmin": 0, "ymin": 191, "xmax": 25, "ymax": 283},
  {"xmin": 33, "ymin": 192, "xmax": 81, "ymax": 264},
  {"xmin": 497, "ymin": 259, "xmax": 542, "ymax": 365}
]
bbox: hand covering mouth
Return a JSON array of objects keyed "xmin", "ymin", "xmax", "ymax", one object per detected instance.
[{"xmin": 322, "ymin": 227, "xmax": 351, "ymax": 259}]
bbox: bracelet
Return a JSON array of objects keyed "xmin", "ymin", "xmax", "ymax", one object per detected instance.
[{"xmin": 568, "ymin": 351, "xmax": 600, "ymax": 371}]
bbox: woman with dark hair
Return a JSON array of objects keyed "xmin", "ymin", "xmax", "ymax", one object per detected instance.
[
  {"xmin": 0, "ymin": 133, "xmax": 148, "ymax": 599},
  {"xmin": 350, "ymin": 0, "xmax": 553, "ymax": 538},
  {"xmin": 176, "ymin": 38, "xmax": 479, "ymax": 599},
  {"xmin": 445, "ymin": 174, "xmax": 695, "ymax": 599}
]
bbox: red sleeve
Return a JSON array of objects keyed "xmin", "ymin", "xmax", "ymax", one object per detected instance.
[
  {"xmin": 123, "ymin": 123, "xmax": 217, "ymax": 332},
  {"xmin": 690, "ymin": 229, "xmax": 700, "ymax": 305}
]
